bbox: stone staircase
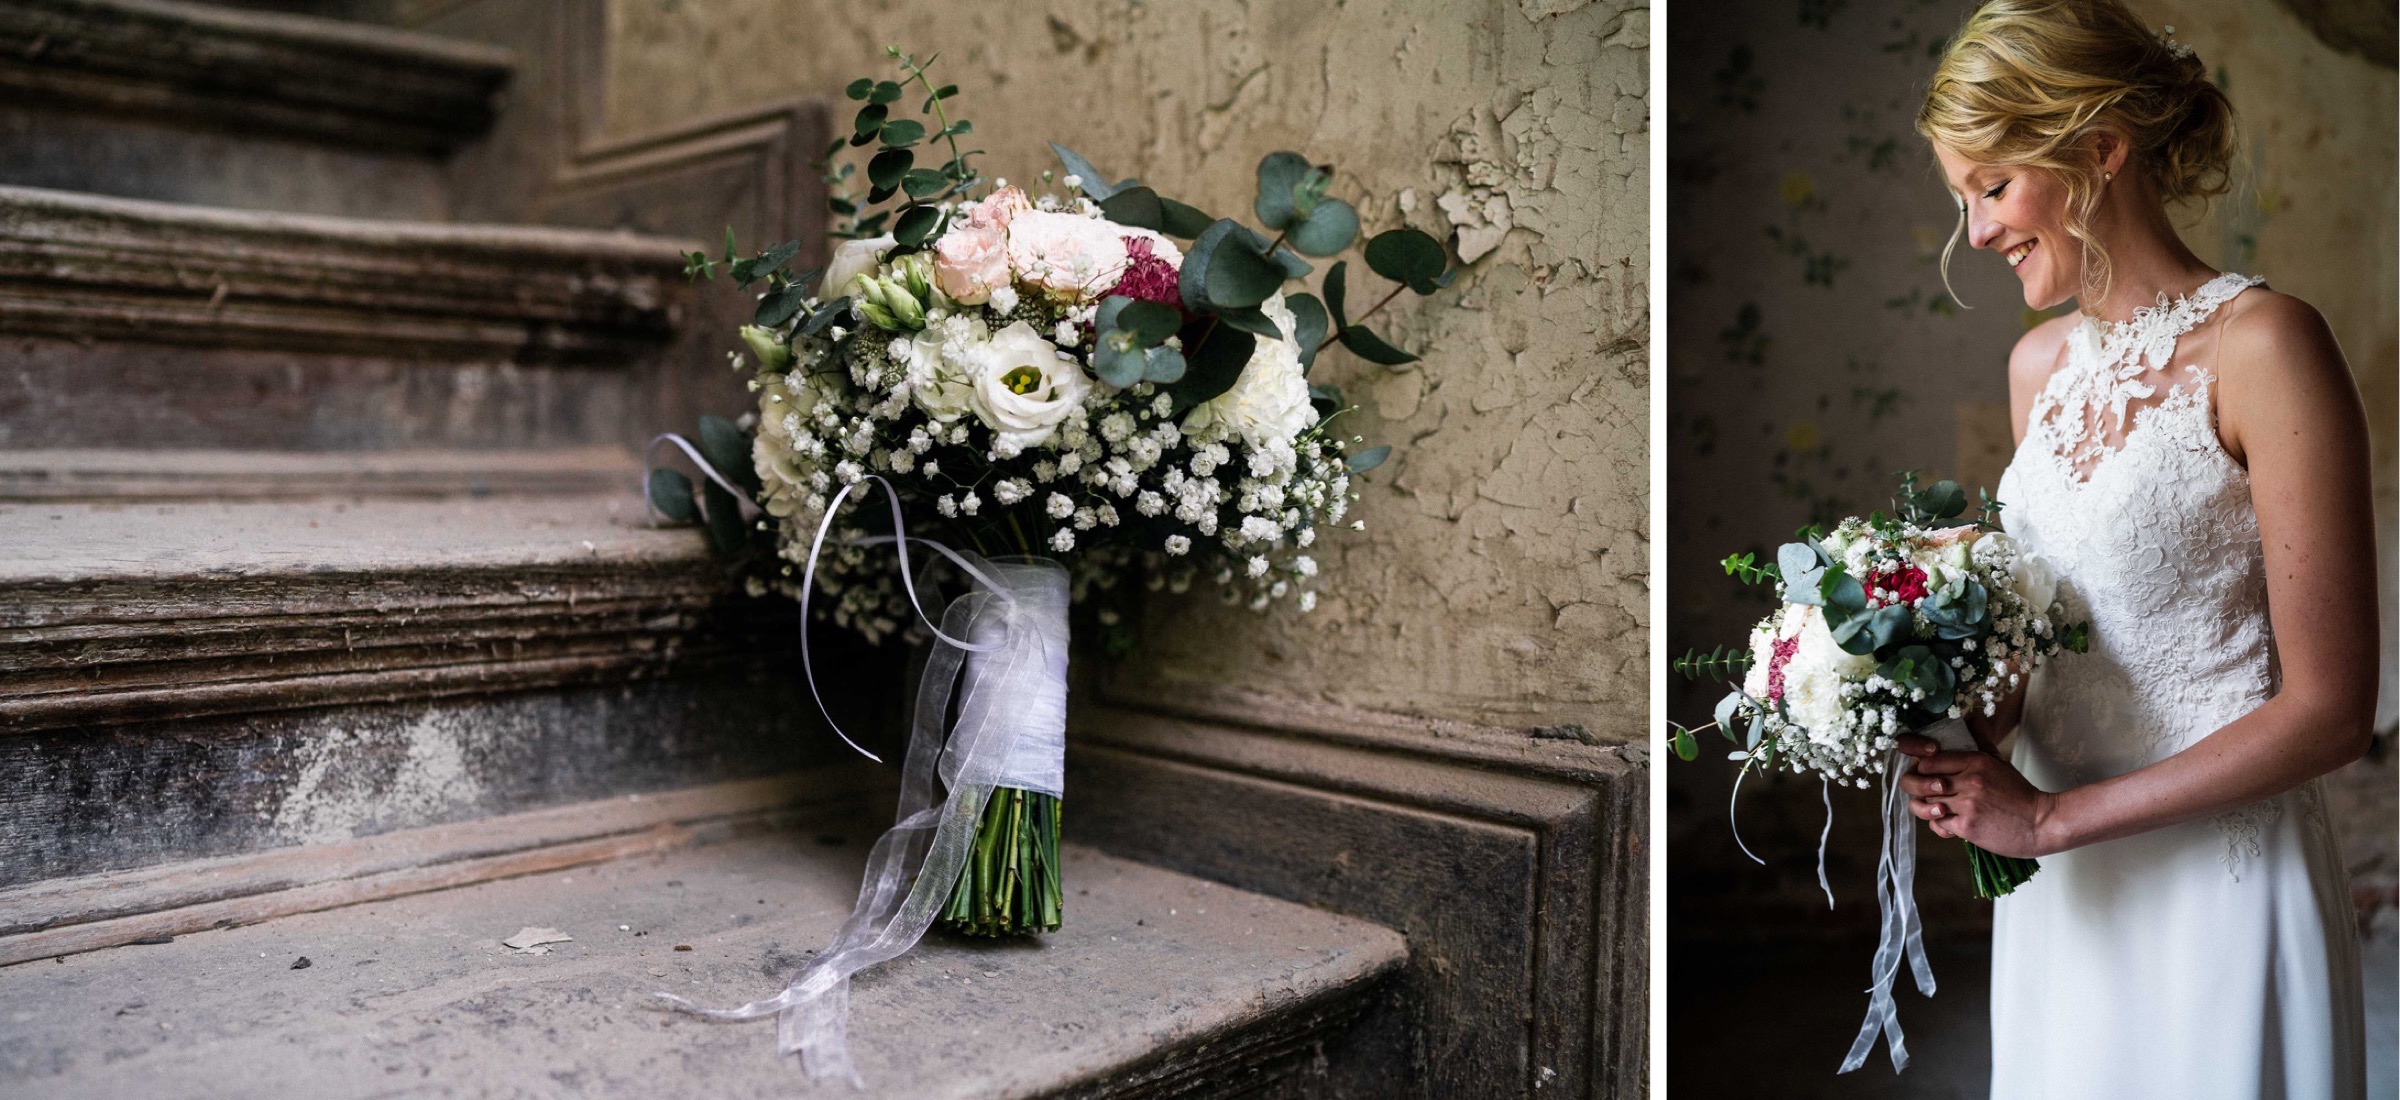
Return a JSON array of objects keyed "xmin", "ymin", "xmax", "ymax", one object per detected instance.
[{"xmin": 0, "ymin": 1, "xmax": 1410, "ymax": 1095}]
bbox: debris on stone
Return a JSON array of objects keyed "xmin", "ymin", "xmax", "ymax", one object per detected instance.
[
  {"xmin": 503, "ymin": 927, "xmax": 573, "ymax": 952},
  {"xmin": 289, "ymin": 957, "xmax": 312, "ymax": 970},
  {"xmin": 673, "ymin": 945, "xmax": 692, "ymax": 952},
  {"xmin": 130, "ymin": 935, "xmax": 174, "ymax": 946}
]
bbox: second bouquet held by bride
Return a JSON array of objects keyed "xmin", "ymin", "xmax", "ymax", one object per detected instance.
[
  {"xmin": 644, "ymin": 47, "xmax": 1456, "ymax": 1083},
  {"xmin": 1669, "ymin": 474, "xmax": 2088, "ymax": 1072}
]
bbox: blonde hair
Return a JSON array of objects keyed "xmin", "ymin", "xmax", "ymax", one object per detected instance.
[{"xmin": 1917, "ymin": 0, "xmax": 2234, "ymax": 305}]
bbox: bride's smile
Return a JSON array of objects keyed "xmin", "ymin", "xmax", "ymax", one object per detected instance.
[{"xmin": 1932, "ymin": 143, "xmax": 2084, "ymax": 311}]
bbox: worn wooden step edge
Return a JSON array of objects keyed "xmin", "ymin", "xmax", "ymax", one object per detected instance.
[
  {"xmin": 0, "ymin": 185, "xmax": 690, "ymax": 361},
  {"xmin": 0, "ymin": 447, "xmax": 643, "ymax": 502},
  {"xmin": 0, "ymin": 767, "xmax": 874, "ymax": 963},
  {"xmin": 0, "ymin": 0, "xmax": 513, "ymax": 155}
]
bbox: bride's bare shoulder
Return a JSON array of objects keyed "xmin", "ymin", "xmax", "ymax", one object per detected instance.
[
  {"xmin": 2005, "ymin": 313, "xmax": 2079, "ymax": 414},
  {"xmin": 2214, "ymin": 287, "xmax": 2358, "ymax": 463}
]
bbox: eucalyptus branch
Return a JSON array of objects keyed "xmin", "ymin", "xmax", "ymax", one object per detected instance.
[{"xmin": 1313, "ymin": 283, "xmax": 1407, "ymax": 355}]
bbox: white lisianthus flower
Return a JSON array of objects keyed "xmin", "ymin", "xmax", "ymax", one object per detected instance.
[
  {"xmin": 821, "ymin": 234, "xmax": 896, "ymax": 297},
  {"xmin": 962, "ymin": 321, "xmax": 1091, "ymax": 449},
  {"xmin": 1181, "ymin": 293, "xmax": 1314, "ymax": 456},
  {"xmin": 898, "ymin": 320, "xmax": 975, "ymax": 422}
]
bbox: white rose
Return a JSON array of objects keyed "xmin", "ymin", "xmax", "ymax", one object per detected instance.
[
  {"xmin": 820, "ymin": 234, "xmax": 895, "ymax": 297},
  {"xmin": 963, "ymin": 321, "xmax": 1091, "ymax": 449},
  {"xmin": 1780, "ymin": 605, "xmax": 1875, "ymax": 735},
  {"xmin": 1181, "ymin": 293, "xmax": 1314, "ymax": 455},
  {"xmin": 2014, "ymin": 548, "xmax": 2059, "ymax": 613}
]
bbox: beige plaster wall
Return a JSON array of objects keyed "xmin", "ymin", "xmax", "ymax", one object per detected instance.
[{"xmin": 604, "ymin": 0, "xmax": 1651, "ymax": 740}]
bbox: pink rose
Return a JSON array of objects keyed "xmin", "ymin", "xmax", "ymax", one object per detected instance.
[
  {"xmin": 966, "ymin": 185, "xmax": 1031, "ymax": 230},
  {"xmin": 933, "ymin": 221, "xmax": 1009, "ymax": 305}
]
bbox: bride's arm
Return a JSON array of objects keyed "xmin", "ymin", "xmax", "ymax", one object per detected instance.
[
  {"xmin": 1903, "ymin": 292, "xmax": 2379, "ymax": 858},
  {"xmin": 1960, "ymin": 315, "xmax": 2080, "ymax": 752}
]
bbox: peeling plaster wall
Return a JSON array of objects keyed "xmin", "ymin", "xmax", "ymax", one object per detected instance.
[{"xmin": 604, "ymin": 0, "xmax": 1650, "ymax": 739}]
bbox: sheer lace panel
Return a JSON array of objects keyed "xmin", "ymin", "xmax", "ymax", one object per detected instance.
[{"xmin": 2024, "ymin": 273, "xmax": 2264, "ymax": 482}]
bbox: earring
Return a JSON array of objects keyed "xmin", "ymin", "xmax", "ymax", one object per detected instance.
[{"xmin": 2103, "ymin": 172, "xmax": 2113, "ymax": 182}]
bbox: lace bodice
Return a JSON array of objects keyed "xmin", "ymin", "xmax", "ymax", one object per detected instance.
[{"xmin": 1998, "ymin": 273, "xmax": 2275, "ymax": 787}]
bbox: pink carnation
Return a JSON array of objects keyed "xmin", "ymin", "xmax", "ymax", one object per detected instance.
[{"xmin": 1109, "ymin": 236, "xmax": 1182, "ymax": 306}]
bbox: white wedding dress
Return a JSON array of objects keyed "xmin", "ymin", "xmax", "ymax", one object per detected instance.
[{"xmin": 1990, "ymin": 272, "xmax": 2364, "ymax": 1098}]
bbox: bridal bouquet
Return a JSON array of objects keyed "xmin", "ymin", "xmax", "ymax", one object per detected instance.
[
  {"xmin": 1670, "ymin": 473, "xmax": 2088, "ymax": 1074},
  {"xmin": 1672, "ymin": 473, "xmax": 2086, "ymax": 898},
  {"xmin": 644, "ymin": 46, "xmax": 1454, "ymax": 1082}
]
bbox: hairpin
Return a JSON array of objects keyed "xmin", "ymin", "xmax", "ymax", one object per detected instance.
[{"xmin": 2155, "ymin": 25, "xmax": 2195, "ymax": 61}]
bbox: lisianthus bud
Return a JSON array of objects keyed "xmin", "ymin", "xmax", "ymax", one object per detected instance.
[
  {"xmin": 738, "ymin": 324, "xmax": 793, "ymax": 370},
  {"xmin": 848, "ymin": 273, "xmax": 888, "ymax": 310},
  {"xmin": 891, "ymin": 253, "xmax": 936, "ymax": 301},
  {"xmin": 879, "ymin": 276, "xmax": 926, "ymax": 328}
]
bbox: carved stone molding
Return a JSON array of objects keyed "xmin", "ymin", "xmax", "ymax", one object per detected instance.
[
  {"xmin": 0, "ymin": 0, "xmax": 512, "ymax": 155},
  {"xmin": 1070, "ymin": 687, "xmax": 1645, "ymax": 1100}
]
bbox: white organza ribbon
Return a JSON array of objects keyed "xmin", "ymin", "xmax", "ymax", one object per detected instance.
[
  {"xmin": 1837, "ymin": 716, "xmax": 1975, "ymax": 1074},
  {"xmin": 643, "ymin": 453, "xmax": 1069, "ymax": 1086}
]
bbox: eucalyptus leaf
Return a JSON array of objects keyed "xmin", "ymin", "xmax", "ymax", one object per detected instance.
[
  {"xmin": 1199, "ymin": 223, "xmax": 1284, "ymax": 309},
  {"xmin": 755, "ymin": 283, "xmax": 810, "ymax": 327},
  {"xmin": 869, "ymin": 80, "xmax": 903, "ymax": 105},
  {"xmin": 868, "ymin": 148, "xmax": 913, "ymax": 190},
  {"xmin": 1267, "ymin": 245, "xmax": 1311, "ymax": 280},
  {"xmin": 1113, "ymin": 298, "xmax": 1182, "ymax": 344},
  {"xmin": 1324, "ymin": 260, "xmax": 1350, "ymax": 330},
  {"xmin": 1338, "ymin": 325, "xmax": 1418, "ymax": 366},
  {"xmin": 647, "ymin": 467, "xmax": 697, "ymax": 523},
  {"xmin": 1047, "ymin": 142, "xmax": 1123, "ymax": 201},
  {"xmin": 1252, "ymin": 151, "xmax": 1312, "ymax": 230},
  {"xmin": 1819, "ymin": 565, "xmax": 1867, "ymax": 614},
  {"xmin": 879, "ymin": 119, "xmax": 927, "ymax": 147},
  {"xmin": 853, "ymin": 103, "xmax": 887, "ymax": 139},
  {"xmin": 1097, "ymin": 186, "xmax": 1165, "ymax": 232},
  {"xmin": 844, "ymin": 78, "xmax": 874, "ymax": 101},
  {"xmin": 902, "ymin": 168, "xmax": 949, "ymax": 199},
  {"xmin": 1141, "ymin": 344, "xmax": 1186, "ymax": 383},
  {"xmin": 893, "ymin": 205, "xmax": 943, "ymax": 246},
  {"xmin": 802, "ymin": 296, "xmax": 852, "ymax": 337},
  {"xmin": 1287, "ymin": 198, "xmax": 1359, "ymax": 257},
  {"xmin": 1158, "ymin": 196, "xmax": 1213, "ymax": 238},
  {"xmin": 1714, "ymin": 690, "xmax": 1743, "ymax": 733},
  {"xmin": 1170, "ymin": 323, "xmax": 1256, "ymax": 410},
  {"xmin": 1346, "ymin": 444, "xmax": 1391, "ymax": 473},
  {"xmin": 1213, "ymin": 304, "xmax": 1285, "ymax": 340},
  {"xmin": 1176, "ymin": 219, "xmax": 1238, "ymax": 310},
  {"xmin": 697, "ymin": 415, "xmax": 757, "ymax": 495},
  {"xmin": 1363, "ymin": 228, "xmax": 1449, "ymax": 294},
  {"xmin": 1091, "ymin": 338, "xmax": 1146, "ymax": 387},
  {"xmin": 1672, "ymin": 727, "xmax": 1698, "ymax": 761},
  {"xmin": 702, "ymin": 479, "xmax": 746, "ymax": 555},
  {"xmin": 1287, "ymin": 292, "xmax": 1330, "ymax": 373}
]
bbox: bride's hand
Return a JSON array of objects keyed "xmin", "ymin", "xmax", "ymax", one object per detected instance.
[{"xmin": 1895, "ymin": 735, "xmax": 2060, "ymax": 858}]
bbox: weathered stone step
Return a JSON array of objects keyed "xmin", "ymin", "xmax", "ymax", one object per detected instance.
[
  {"xmin": 0, "ymin": 492, "xmax": 734, "ymax": 735},
  {"xmin": 0, "ymin": 0, "xmax": 512, "ymax": 153},
  {"xmin": 0, "ymin": 0, "xmax": 511, "ymax": 218},
  {"xmin": 0, "ymin": 491, "xmax": 886, "ymax": 891},
  {"xmin": 0, "ymin": 446, "xmax": 642, "ymax": 502},
  {"xmin": 0, "ymin": 185, "xmax": 691, "ymax": 451},
  {"xmin": 0, "ymin": 826, "xmax": 1407, "ymax": 1099}
]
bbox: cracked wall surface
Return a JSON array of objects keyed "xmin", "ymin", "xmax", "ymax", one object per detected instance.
[{"xmin": 606, "ymin": 0, "xmax": 1650, "ymax": 741}]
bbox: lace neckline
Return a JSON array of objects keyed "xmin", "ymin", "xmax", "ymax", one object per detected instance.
[{"xmin": 2033, "ymin": 272, "xmax": 2263, "ymax": 482}]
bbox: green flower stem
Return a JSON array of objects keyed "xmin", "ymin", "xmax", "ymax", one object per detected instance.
[
  {"xmin": 940, "ymin": 786, "xmax": 1062, "ymax": 937},
  {"xmin": 1966, "ymin": 841, "xmax": 2039, "ymax": 900}
]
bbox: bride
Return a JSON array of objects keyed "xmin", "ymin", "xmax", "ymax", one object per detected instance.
[{"xmin": 1892, "ymin": 1, "xmax": 2378, "ymax": 1096}]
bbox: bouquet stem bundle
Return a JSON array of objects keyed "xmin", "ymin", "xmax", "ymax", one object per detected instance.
[
  {"xmin": 1966, "ymin": 841, "xmax": 2038, "ymax": 900},
  {"xmin": 942, "ymin": 786, "xmax": 1062, "ymax": 936}
]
